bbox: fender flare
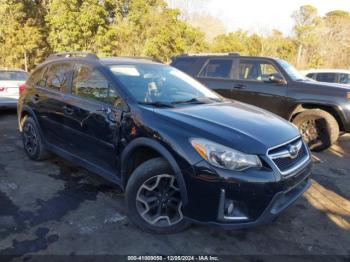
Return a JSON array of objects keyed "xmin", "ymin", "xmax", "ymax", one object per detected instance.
[
  {"xmin": 288, "ymin": 101, "xmax": 346, "ymax": 124},
  {"xmin": 121, "ymin": 137, "xmax": 188, "ymax": 205},
  {"xmin": 19, "ymin": 106, "xmax": 40, "ymax": 132}
]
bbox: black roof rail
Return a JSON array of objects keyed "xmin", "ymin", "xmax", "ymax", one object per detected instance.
[
  {"xmin": 228, "ymin": 52, "xmax": 240, "ymax": 56},
  {"xmin": 46, "ymin": 52, "xmax": 99, "ymax": 61},
  {"xmin": 176, "ymin": 52, "xmax": 241, "ymax": 57}
]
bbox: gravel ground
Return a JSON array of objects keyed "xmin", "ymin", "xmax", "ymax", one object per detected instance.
[{"xmin": 0, "ymin": 109, "xmax": 349, "ymax": 261}]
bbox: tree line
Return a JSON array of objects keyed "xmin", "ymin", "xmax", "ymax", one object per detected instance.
[{"xmin": 0, "ymin": 1, "xmax": 349, "ymax": 71}]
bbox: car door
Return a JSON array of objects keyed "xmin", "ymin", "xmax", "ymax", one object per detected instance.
[
  {"xmin": 230, "ymin": 58, "xmax": 288, "ymax": 116},
  {"xmin": 30, "ymin": 62, "xmax": 73, "ymax": 145},
  {"xmin": 196, "ymin": 58, "xmax": 237, "ymax": 99},
  {"xmin": 63, "ymin": 62, "xmax": 124, "ymax": 172}
]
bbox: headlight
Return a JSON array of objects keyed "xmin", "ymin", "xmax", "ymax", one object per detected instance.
[{"xmin": 190, "ymin": 138, "xmax": 262, "ymax": 171}]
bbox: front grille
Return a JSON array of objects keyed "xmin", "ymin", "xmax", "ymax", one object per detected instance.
[{"xmin": 268, "ymin": 137, "xmax": 309, "ymax": 174}]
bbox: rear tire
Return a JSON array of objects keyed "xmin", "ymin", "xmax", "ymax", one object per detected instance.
[
  {"xmin": 21, "ymin": 116, "xmax": 51, "ymax": 160},
  {"xmin": 292, "ymin": 109, "xmax": 339, "ymax": 151},
  {"xmin": 125, "ymin": 157, "xmax": 190, "ymax": 234}
]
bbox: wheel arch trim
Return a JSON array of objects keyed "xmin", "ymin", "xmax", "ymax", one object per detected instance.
[
  {"xmin": 288, "ymin": 101, "xmax": 346, "ymax": 127},
  {"xmin": 18, "ymin": 106, "xmax": 41, "ymax": 133},
  {"xmin": 121, "ymin": 137, "xmax": 189, "ymax": 205}
]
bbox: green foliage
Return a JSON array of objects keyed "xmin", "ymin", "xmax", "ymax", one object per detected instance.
[
  {"xmin": 1, "ymin": 1, "xmax": 350, "ymax": 70},
  {"xmin": 0, "ymin": 0, "xmax": 206, "ymax": 68},
  {"xmin": 0, "ymin": 0, "xmax": 47, "ymax": 70}
]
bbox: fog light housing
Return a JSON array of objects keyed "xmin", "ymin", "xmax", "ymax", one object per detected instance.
[{"xmin": 218, "ymin": 189, "xmax": 249, "ymax": 221}]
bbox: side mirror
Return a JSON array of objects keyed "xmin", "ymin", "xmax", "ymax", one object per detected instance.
[{"xmin": 268, "ymin": 73, "xmax": 286, "ymax": 85}]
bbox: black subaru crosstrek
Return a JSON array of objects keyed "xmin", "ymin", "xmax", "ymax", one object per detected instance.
[{"xmin": 18, "ymin": 52, "xmax": 312, "ymax": 234}]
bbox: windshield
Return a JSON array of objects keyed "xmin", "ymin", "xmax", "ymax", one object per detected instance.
[
  {"xmin": 0, "ymin": 71, "xmax": 28, "ymax": 81},
  {"xmin": 277, "ymin": 59, "xmax": 305, "ymax": 81},
  {"xmin": 109, "ymin": 64, "xmax": 222, "ymax": 105}
]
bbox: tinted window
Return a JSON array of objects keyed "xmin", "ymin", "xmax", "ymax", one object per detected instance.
[
  {"xmin": 72, "ymin": 63, "xmax": 123, "ymax": 107},
  {"xmin": 46, "ymin": 63, "xmax": 73, "ymax": 91},
  {"xmin": 0, "ymin": 71, "xmax": 28, "ymax": 81},
  {"xmin": 339, "ymin": 73, "xmax": 350, "ymax": 84},
  {"xmin": 239, "ymin": 60, "xmax": 281, "ymax": 81},
  {"xmin": 316, "ymin": 73, "xmax": 336, "ymax": 83},
  {"xmin": 199, "ymin": 59, "xmax": 233, "ymax": 78},
  {"xmin": 173, "ymin": 58, "xmax": 198, "ymax": 72}
]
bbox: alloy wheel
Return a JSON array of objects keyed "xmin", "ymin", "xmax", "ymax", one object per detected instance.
[
  {"xmin": 23, "ymin": 122, "xmax": 38, "ymax": 155},
  {"xmin": 136, "ymin": 174, "xmax": 183, "ymax": 227}
]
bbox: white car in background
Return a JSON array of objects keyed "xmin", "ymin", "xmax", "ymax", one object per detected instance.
[
  {"xmin": 0, "ymin": 69, "xmax": 28, "ymax": 108},
  {"xmin": 302, "ymin": 69, "xmax": 350, "ymax": 85}
]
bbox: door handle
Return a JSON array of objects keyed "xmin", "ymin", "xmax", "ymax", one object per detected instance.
[
  {"xmin": 96, "ymin": 107, "xmax": 111, "ymax": 114},
  {"xmin": 233, "ymin": 84, "xmax": 246, "ymax": 90},
  {"xmin": 31, "ymin": 94, "xmax": 40, "ymax": 103},
  {"xmin": 63, "ymin": 105, "xmax": 74, "ymax": 115}
]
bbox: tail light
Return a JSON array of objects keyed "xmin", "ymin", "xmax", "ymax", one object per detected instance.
[
  {"xmin": 19, "ymin": 84, "xmax": 26, "ymax": 95},
  {"xmin": 0, "ymin": 87, "xmax": 5, "ymax": 92}
]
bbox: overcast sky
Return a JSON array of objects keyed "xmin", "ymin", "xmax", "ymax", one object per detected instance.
[{"xmin": 168, "ymin": 0, "xmax": 350, "ymax": 35}]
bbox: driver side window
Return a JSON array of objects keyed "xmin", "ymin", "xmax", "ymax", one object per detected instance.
[{"xmin": 239, "ymin": 60, "xmax": 281, "ymax": 82}]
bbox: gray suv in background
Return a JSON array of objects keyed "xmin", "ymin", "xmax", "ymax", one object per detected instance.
[{"xmin": 171, "ymin": 53, "xmax": 350, "ymax": 151}]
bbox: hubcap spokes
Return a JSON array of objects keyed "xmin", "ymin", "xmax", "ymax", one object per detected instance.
[
  {"xmin": 136, "ymin": 174, "xmax": 183, "ymax": 227},
  {"xmin": 23, "ymin": 123, "xmax": 37, "ymax": 154},
  {"xmin": 300, "ymin": 119, "xmax": 319, "ymax": 143}
]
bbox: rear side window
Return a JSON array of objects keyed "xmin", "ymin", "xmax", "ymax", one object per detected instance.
[
  {"xmin": 72, "ymin": 63, "xmax": 123, "ymax": 107},
  {"xmin": 172, "ymin": 58, "xmax": 198, "ymax": 73},
  {"xmin": 316, "ymin": 73, "xmax": 336, "ymax": 83},
  {"xmin": 339, "ymin": 73, "xmax": 350, "ymax": 84},
  {"xmin": 199, "ymin": 59, "xmax": 233, "ymax": 78},
  {"xmin": 46, "ymin": 63, "xmax": 73, "ymax": 91}
]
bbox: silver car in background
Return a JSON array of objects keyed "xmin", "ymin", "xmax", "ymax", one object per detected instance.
[
  {"xmin": 0, "ymin": 69, "xmax": 28, "ymax": 108},
  {"xmin": 302, "ymin": 69, "xmax": 350, "ymax": 85}
]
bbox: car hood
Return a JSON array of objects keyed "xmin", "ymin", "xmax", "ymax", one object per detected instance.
[
  {"xmin": 153, "ymin": 101, "xmax": 300, "ymax": 154},
  {"xmin": 300, "ymin": 79, "xmax": 350, "ymax": 91}
]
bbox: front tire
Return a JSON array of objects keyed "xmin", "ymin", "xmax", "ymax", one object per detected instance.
[
  {"xmin": 21, "ymin": 116, "xmax": 50, "ymax": 160},
  {"xmin": 125, "ymin": 158, "xmax": 189, "ymax": 234},
  {"xmin": 292, "ymin": 109, "xmax": 339, "ymax": 151}
]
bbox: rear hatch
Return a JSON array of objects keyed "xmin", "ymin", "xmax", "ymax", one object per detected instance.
[{"xmin": 0, "ymin": 71, "xmax": 28, "ymax": 101}]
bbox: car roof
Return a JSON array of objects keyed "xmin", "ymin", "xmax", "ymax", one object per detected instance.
[
  {"xmin": 173, "ymin": 53, "xmax": 279, "ymax": 61},
  {"xmin": 37, "ymin": 56, "xmax": 163, "ymax": 69},
  {"xmin": 100, "ymin": 57, "xmax": 163, "ymax": 66}
]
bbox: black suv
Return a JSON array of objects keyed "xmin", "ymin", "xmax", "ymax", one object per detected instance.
[
  {"xmin": 171, "ymin": 54, "xmax": 350, "ymax": 151},
  {"xmin": 18, "ymin": 52, "xmax": 311, "ymax": 233}
]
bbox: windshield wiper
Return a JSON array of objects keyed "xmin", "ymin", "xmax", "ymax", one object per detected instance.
[
  {"xmin": 138, "ymin": 101, "xmax": 174, "ymax": 108},
  {"xmin": 172, "ymin": 97, "xmax": 221, "ymax": 105}
]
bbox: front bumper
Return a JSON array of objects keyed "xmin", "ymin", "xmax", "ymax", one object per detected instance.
[
  {"xmin": 186, "ymin": 177, "xmax": 311, "ymax": 229},
  {"xmin": 182, "ymin": 157, "xmax": 312, "ymax": 229}
]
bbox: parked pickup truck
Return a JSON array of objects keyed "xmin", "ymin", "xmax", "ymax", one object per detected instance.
[{"xmin": 171, "ymin": 53, "xmax": 350, "ymax": 151}]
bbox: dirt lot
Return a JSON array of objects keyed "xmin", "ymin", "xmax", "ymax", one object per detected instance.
[{"xmin": 0, "ymin": 109, "xmax": 349, "ymax": 261}]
